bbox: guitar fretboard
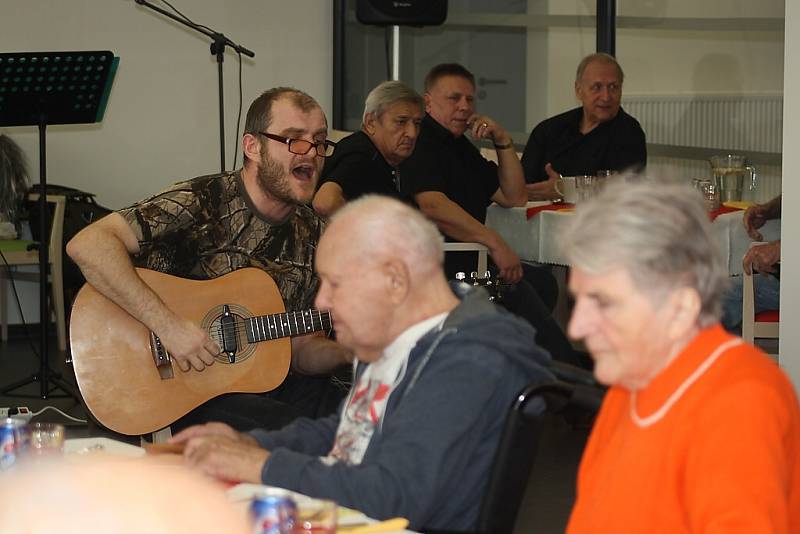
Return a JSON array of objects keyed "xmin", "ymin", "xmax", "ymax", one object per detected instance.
[{"xmin": 245, "ymin": 309, "xmax": 333, "ymax": 343}]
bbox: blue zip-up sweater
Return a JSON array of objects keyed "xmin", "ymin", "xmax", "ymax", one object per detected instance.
[{"xmin": 250, "ymin": 283, "xmax": 552, "ymax": 531}]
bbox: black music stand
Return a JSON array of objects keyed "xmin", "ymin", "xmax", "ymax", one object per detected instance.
[{"xmin": 0, "ymin": 50, "xmax": 118, "ymax": 399}]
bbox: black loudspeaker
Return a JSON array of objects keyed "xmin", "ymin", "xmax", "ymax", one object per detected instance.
[{"xmin": 356, "ymin": 0, "xmax": 448, "ymax": 26}]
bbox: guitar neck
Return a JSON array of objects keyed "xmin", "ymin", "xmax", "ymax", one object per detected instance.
[{"xmin": 245, "ymin": 309, "xmax": 332, "ymax": 343}]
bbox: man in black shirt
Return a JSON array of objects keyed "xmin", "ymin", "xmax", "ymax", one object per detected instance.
[
  {"xmin": 401, "ymin": 64, "xmax": 583, "ymax": 366},
  {"xmin": 523, "ymin": 53, "xmax": 646, "ymax": 200},
  {"xmin": 401, "ymin": 63, "xmax": 527, "ymax": 284},
  {"xmin": 313, "ymin": 81, "xmax": 423, "ymax": 217}
]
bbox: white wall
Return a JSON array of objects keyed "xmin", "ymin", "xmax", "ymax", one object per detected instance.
[
  {"xmin": 543, "ymin": 4, "xmax": 785, "ymax": 118},
  {"xmin": 780, "ymin": 0, "xmax": 799, "ymax": 389},
  {"xmin": 1, "ymin": 0, "xmax": 332, "ymax": 325},
  {"xmin": 1, "ymin": 0, "xmax": 333, "ymax": 209}
]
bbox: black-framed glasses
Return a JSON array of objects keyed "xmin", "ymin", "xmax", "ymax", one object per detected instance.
[{"xmin": 258, "ymin": 132, "xmax": 336, "ymax": 158}]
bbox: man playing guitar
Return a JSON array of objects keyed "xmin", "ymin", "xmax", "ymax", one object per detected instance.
[{"xmin": 67, "ymin": 87, "xmax": 352, "ymax": 433}]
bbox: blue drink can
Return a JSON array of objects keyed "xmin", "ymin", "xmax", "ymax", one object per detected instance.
[
  {"xmin": 11, "ymin": 419, "xmax": 31, "ymax": 455},
  {"xmin": 1, "ymin": 418, "xmax": 22, "ymax": 471},
  {"xmin": 250, "ymin": 489, "xmax": 297, "ymax": 534}
]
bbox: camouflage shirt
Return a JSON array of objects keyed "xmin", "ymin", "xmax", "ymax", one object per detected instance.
[{"xmin": 118, "ymin": 171, "xmax": 323, "ymax": 311}]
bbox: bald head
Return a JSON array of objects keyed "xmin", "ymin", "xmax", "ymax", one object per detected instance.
[
  {"xmin": 0, "ymin": 458, "xmax": 250, "ymax": 534},
  {"xmin": 315, "ymin": 196, "xmax": 456, "ymax": 362},
  {"xmin": 326, "ymin": 195, "xmax": 444, "ymax": 279}
]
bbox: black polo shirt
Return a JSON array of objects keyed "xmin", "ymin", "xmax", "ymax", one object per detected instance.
[
  {"xmin": 401, "ymin": 114, "xmax": 499, "ymax": 225},
  {"xmin": 318, "ymin": 130, "xmax": 404, "ymax": 202},
  {"xmin": 401, "ymin": 114, "xmax": 500, "ymax": 277},
  {"xmin": 521, "ymin": 106, "xmax": 647, "ymax": 183}
]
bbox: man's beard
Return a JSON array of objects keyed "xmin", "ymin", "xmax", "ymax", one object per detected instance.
[{"xmin": 255, "ymin": 148, "xmax": 313, "ymax": 206}]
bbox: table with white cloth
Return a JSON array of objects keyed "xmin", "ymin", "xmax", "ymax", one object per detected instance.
[
  {"xmin": 486, "ymin": 202, "xmax": 780, "ymax": 275},
  {"xmin": 60, "ymin": 438, "xmax": 417, "ymax": 533}
]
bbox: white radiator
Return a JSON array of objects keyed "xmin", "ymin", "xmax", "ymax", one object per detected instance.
[
  {"xmin": 623, "ymin": 93, "xmax": 783, "ymax": 154},
  {"xmin": 622, "ymin": 94, "xmax": 783, "ymax": 202}
]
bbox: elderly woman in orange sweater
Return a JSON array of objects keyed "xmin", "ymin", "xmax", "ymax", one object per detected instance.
[{"xmin": 563, "ymin": 179, "xmax": 800, "ymax": 533}]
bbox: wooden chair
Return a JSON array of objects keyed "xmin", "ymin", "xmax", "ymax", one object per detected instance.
[
  {"xmin": 0, "ymin": 194, "xmax": 67, "ymax": 351},
  {"xmin": 741, "ymin": 269, "xmax": 779, "ymax": 346},
  {"xmin": 443, "ymin": 242, "xmax": 489, "ymax": 275}
]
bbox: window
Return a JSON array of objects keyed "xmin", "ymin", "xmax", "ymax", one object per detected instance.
[{"xmin": 335, "ymin": 0, "xmax": 784, "ymax": 202}]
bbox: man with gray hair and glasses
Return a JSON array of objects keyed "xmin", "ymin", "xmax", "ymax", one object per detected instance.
[
  {"xmin": 313, "ymin": 80, "xmax": 423, "ymax": 217},
  {"xmin": 563, "ymin": 178, "xmax": 800, "ymax": 532}
]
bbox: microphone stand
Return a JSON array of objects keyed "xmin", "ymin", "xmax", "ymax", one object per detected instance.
[{"xmin": 133, "ymin": 0, "xmax": 255, "ymax": 172}]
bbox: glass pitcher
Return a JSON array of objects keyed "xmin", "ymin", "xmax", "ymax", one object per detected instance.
[{"xmin": 708, "ymin": 154, "xmax": 757, "ymax": 202}]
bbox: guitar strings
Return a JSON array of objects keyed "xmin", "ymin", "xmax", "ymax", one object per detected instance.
[{"xmin": 206, "ymin": 314, "xmax": 333, "ymax": 342}]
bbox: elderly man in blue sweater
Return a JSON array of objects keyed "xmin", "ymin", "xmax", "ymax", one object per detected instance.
[{"xmin": 171, "ymin": 195, "xmax": 550, "ymax": 531}]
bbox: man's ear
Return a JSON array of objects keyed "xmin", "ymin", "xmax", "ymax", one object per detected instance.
[
  {"xmin": 242, "ymin": 133, "xmax": 261, "ymax": 164},
  {"xmin": 364, "ymin": 112, "xmax": 377, "ymax": 135},
  {"xmin": 383, "ymin": 258, "xmax": 410, "ymax": 304},
  {"xmin": 424, "ymin": 92, "xmax": 432, "ymax": 113}
]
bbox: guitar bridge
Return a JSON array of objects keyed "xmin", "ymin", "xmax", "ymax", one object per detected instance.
[{"xmin": 150, "ymin": 331, "xmax": 174, "ymax": 380}]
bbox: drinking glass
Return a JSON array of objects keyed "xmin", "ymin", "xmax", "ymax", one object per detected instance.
[
  {"xmin": 595, "ymin": 170, "xmax": 612, "ymax": 192},
  {"xmin": 292, "ymin": 497, "xmax": 337, "ymax": 534},
  {"xmin": 576, "ymin": 175, "xmax": 597, "ymax": 202},
  {"xmin": 699, "ymin": 181, "xmax": 721, "ymax": 212},
  {"xmin": 28, "ymin": 422, "xmax": 65, "ymax": 457}
]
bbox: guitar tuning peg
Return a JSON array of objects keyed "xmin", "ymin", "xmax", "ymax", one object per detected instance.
[
  {"xmin": 484, "ymin": 271, "xmax": 493, "ymax": 284},
  {"xmin": 455, "ymin": 272, "xmax": 466, "ymax": 281}
]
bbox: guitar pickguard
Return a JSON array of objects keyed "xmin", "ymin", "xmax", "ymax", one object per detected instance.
[{"xmin": 202, "ymin": 304, "xmax": 257, "ymax": 365}]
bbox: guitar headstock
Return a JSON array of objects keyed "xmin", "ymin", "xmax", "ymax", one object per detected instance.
[{"xmin": 455, "ymin": 271, "xmax": 508, "ymax": 302}]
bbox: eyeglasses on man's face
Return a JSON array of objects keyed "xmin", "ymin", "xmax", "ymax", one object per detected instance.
[{"xmin": 258, "ymin": 132, "xmax": 336, "ymax": 157}]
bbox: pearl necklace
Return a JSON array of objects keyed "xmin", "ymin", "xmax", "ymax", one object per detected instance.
[{"xmin": 629, "ymin": 338, "xmax": 744, "ymax": 428}]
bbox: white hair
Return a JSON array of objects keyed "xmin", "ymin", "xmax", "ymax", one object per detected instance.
[
  {"xmin": 329, "ymin": 195, "xmax": 444, "ymax": 276},
  {"xmin": 361, "ymin": 81, "xmax": 424, "ymax": 127},
  {"xmin": 560, "ymin": 175, "xmax": 728, "ymax": 326}
]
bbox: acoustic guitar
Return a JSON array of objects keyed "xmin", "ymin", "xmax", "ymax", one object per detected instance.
[{"xmin": 69, "ymin": 268, "xmax": 332, "ymax": 435}]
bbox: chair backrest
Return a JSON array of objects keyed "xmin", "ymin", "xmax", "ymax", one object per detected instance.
[
  {"xmin": 0, "ymin": 194, "xmax": 69, "ymax": 351},
  {"xmin": 443, "ymin": 242, "xmax": 489, "ymax": 275},
  {"xmin": 328, "ymin": 129, "xmax": 354, "ymax": 143},
  {"xmin": 475, "ymin": 378, "xmax": 604, "ymax": 534},
  {"xmin": 741, "ymin": 243, "xmax": 779, "ymax": 344}
]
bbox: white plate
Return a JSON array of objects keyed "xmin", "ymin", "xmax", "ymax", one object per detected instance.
[{"xmin": 64, "ymin": 437, "xmax": 145, "ymax": 457}]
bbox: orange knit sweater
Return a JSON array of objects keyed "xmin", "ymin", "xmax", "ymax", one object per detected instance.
[{"xmin": 567, "ymin": 325, "xmax": 800, "ymax": 533}]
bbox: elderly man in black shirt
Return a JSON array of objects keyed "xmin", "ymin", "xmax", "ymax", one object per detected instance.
[
  {"xmin": 313, "ymin": 81, "xmax": 423, "ymax": 217},
  {"xmin": 523, "ymin": 53, "xmax": 647, "ymax": 200}
]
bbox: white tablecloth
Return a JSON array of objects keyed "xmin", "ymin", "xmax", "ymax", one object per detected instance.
[{"xmin": 486, "ymin": 202, "xmax": 780, "ymax": 276}]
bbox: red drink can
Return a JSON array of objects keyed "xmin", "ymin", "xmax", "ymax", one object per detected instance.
[{"xmin": 250, "ymin": 488, "xmax": 297, "ymax": 534}]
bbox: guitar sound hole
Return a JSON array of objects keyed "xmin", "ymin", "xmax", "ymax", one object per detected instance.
[{"xmin": 203, "ymin": 305, "xmax": 257, "ymax": 365}]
